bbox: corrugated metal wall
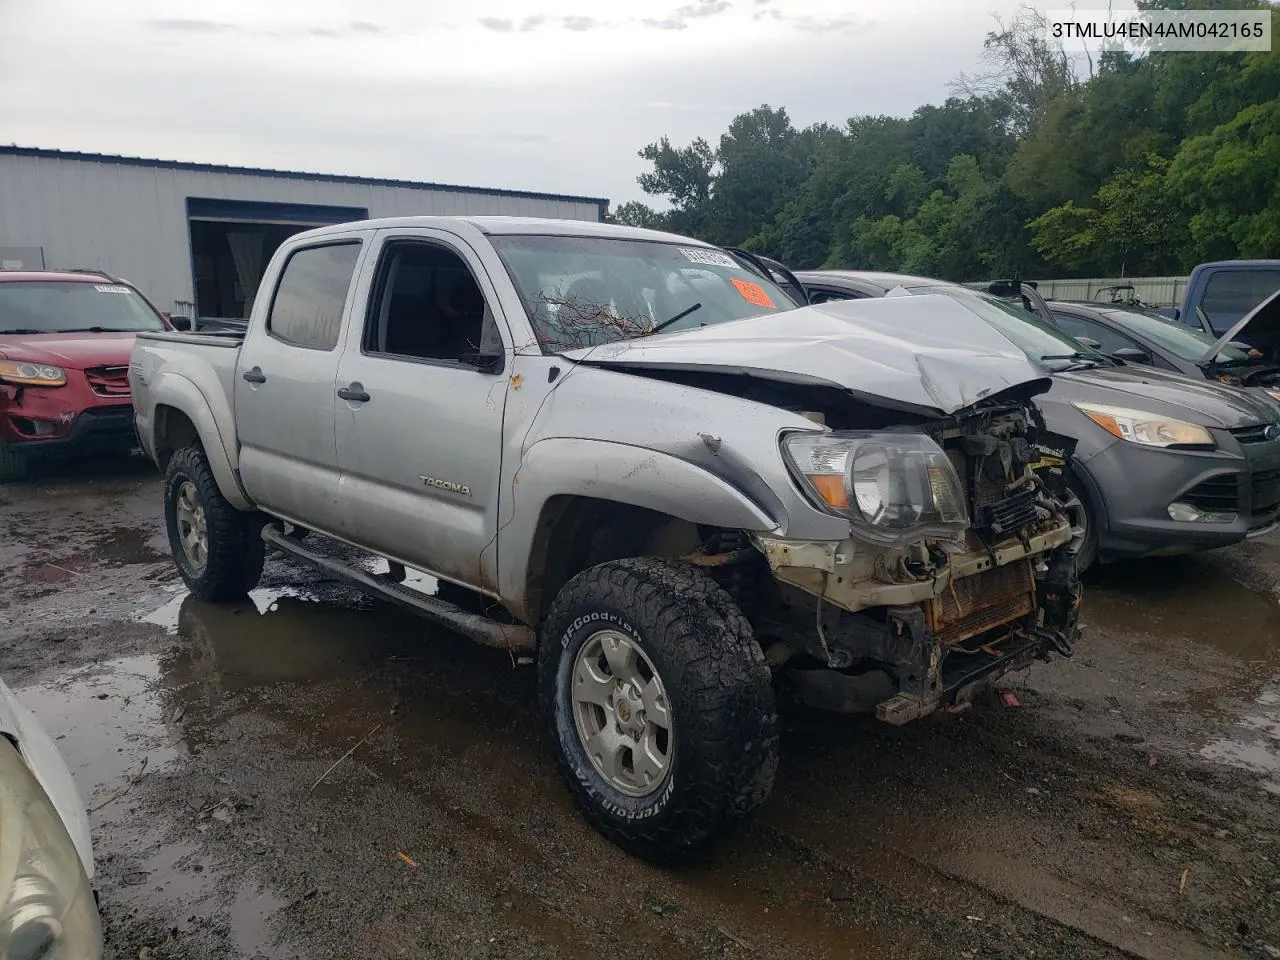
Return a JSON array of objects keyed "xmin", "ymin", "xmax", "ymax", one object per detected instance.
[
  {"xmin": 0, "ymin": 150, "xmax": 604, "ymax": 314},
  {"xmin": 1024, "ymin": 276, "xmax": 1188, "ymax": 307}
]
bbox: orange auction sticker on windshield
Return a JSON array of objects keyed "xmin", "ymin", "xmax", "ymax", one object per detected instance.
[{"xmin": 731, "ymin": 279, "xmax": 775, "ymax": 308}]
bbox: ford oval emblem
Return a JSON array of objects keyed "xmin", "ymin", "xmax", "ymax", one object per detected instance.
[{"xmin": 1267, "ymin": 424, "xmax": 1280, "ymax": 441}]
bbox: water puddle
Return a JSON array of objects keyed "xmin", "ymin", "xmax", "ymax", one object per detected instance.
[
  {"xmin": 1084, "ymin": 557, "xmax": 1280, "ymax": 666},
  {"xmin": 22, "ymin": 526, "xmax": 167, "ymax": 586},
  {"xmin": 1199, "ymin": 682, "xmax": 1280, "ymax": 795},
  {"xmin": 15, "ymin": 655, "xmax": 183, "ymax": 810}
]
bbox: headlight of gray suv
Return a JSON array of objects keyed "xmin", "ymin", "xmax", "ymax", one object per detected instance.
[
  {"xmin": 782, "ymin": 432, "xmax": 968, "ymax": 546},
  {"xmin": 0, "ymin": 740, "xmax": 102, "ymax": 960}
]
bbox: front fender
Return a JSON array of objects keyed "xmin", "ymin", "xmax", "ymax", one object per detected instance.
[
  {"xmin": 147, "ymin": 371, "xmax": 252, "ymax": 511},
  {"xmin": 496, "ymin": 437, "xmax": 781, "ymax": 613}
]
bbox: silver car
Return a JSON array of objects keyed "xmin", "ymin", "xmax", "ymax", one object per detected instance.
[{"xmin": 0, "ymin": 677, "xmax": 102, "ymax": 959}]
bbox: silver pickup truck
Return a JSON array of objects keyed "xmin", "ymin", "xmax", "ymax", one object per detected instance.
[{"xmin": 130, "ymin": 217, "xmax": 1081, "ymax": 862}]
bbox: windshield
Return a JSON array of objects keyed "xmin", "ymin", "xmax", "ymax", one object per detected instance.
[
  {"xmin": 0, "ymin": 281, "xmax": 165, "ymax": 334},
  {"xmin": 899, "ymin": 285, "xmax": 1110, "ymax": 369},
  {"xmin": 490, "ymin": 235, "xmax": 799, "ymax": 351},
  {"xmin": 1097, "ymin": 306, "xmax": 1250, "ymax": 364}
]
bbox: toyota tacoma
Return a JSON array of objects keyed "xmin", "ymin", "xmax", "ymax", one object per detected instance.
[{"xmin": 129, "ymin": 217, "xmax": 1081, "ymax": 862}]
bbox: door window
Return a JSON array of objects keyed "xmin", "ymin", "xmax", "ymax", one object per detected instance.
[
  {"xmin": 267, "ymin": 242, "xmax": 362, "ymax": 350},
  {"xmin": 1051, "ymin": 312, "xmax": 1145, "ymax": 355},
  {"xmin": 363, "ymin": 241, "xmax": 503, "ymax": 364}
]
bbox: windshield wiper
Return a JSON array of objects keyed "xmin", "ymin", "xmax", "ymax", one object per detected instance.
[
  {"xmin": 647, "ymin": 302, "xmax": 702, "ymax": 337},
  {"xmin": 1039, "ymin": 352, "xmax": 1103, "ymax": 371}
]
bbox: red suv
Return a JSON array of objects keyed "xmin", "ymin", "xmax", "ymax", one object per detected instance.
[{"xmin": 0, "ymin": 270, "xmax": 176, "ymax": 481}]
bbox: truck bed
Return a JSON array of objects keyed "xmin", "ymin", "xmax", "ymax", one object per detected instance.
[{"xmin": 130, "ymin": 330, "xmax": 244, "ymax": 472}]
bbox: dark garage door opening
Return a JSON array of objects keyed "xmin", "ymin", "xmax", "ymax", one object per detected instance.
[{"xmin": 186, "ymin": 198, "xmax": 368, "ymax": 320}]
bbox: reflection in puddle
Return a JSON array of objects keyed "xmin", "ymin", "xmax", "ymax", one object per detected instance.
[
  {"xmin": 1084, "ymin": 556, "xmax": 1280, "ymax": 666},
  {"xmin": 140, "ymin": 586, "xmax": 316, "ymax": 630},
  {"xmin": 1199, "ymin": 684, "xmax": 1280, "ymax": 794},
  {"xmin": 166, "ymin": 592, "xmax": 425, "ymax": 697},
  {"xmin": 15, "ymin": 655, "xmax": 182, "ymax": 809}
]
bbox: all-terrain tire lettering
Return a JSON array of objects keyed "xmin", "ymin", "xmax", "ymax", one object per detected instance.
[{"xmin": 538, "ymin": 557, "xmax": 779, "ymax": 863}]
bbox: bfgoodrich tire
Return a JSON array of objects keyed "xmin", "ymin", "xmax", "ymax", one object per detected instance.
[
  {"xmin": 539, "ymin": 557, "xmax": 778, "ymax": 863},
  {"xmin": 164, "ymin": 445, "xmax": 264, "ymax": 601}
]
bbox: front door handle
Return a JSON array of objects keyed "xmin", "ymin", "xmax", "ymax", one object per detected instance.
[
  {"xmin": 241, "ymin": 366, "xmax": 266, "ymax": 384},
  {"xmin": 337, "ymin": 383, "xmax": 370, "ymax": 403}
]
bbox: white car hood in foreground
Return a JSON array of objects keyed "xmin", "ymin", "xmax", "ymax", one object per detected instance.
[
  {"xmin": 565, "ymin": 295, "xmax": 1051, "ymax": 416},
  {"xmin": 0, "ymin": 677, "xmax": 94, "ymax": 878}
]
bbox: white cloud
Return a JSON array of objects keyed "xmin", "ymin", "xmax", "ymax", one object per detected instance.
[{"xmin": 0, "ymin": 0, "xmax": 1014, "ymax": 205}]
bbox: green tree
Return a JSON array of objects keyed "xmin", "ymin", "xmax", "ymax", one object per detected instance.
[
  {"xmin": 635, "ymin": 136, "xmax": 715, "ymax": 233},
  {"xmin": 608, "ymin": 201, "xmax": 666, "ymax": 229},
  {"xmin": 1029, "ymin": 156, "xmax": 1182, "ymax": 274},
  {"xmin": 1168, "ymin": 100, "xmax": 1280, "ymax": 261}
]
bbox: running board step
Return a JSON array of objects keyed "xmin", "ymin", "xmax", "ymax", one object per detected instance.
[{"xmin": 261, "ymin": 524, "xmax": 535, "ymax": 652}]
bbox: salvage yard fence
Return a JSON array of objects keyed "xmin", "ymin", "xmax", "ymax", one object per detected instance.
[{"xmin": 965, "ymin": 275, "xmax": 1189, "ymax": 307}]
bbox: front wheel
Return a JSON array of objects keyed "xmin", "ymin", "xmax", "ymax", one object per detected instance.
[
  {"xmin": 164, "ymin": 446, "xmax": 264, "ymax": 601},
  {"xmin": 539, "ymin": 557, "xmax": 778, "ymax": 863},
  {"xmin": 1063, "ymin": 476, "xmax": 1099, "ymax": 574}
]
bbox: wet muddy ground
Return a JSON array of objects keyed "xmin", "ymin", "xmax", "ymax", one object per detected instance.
[{"xmin": 1, "ymin": 459, "xmax": 1278, "ymax": 959}]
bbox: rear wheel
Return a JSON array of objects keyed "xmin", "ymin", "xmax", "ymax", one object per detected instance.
[
  {"xmin": 539, "ymin": 557, "xmax": 778, "ymax": 863},
  {"xmin": 164, "ymin": 446, "xmax": 264, "ymax": 601},
  {"xmin": 0, "ymin": 443, "xmax": 30, "ymax": 483}
]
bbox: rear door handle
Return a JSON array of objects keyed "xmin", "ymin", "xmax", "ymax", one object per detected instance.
[
  {"xmin": 241, "ymin": 366, "xmax": 266, "ymax": 384},
  {"xmin": 337, "ymin": 383, "xmax": 370, "ymax": 403}
]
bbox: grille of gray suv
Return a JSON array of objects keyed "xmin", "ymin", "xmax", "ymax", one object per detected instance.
[{"xmin": 1231, "ymin": 423, "xmax": 1278, "ymax": 445}]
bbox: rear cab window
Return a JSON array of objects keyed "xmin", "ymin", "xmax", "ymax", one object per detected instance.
[
  {"xmin": 267, "ymin": 243, "xmax": 362, "ymax": 350},
  {"xmin": 1199, "ymin": 269, "xmax": 1280, "ymax": 335}
]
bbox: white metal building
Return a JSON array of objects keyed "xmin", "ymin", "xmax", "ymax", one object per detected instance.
[{"xmin": 0, "ymin": 146, "xmax": 608, "ymax": 320}]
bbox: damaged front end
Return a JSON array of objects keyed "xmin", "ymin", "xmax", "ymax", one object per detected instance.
[{"xmin": 752, "ymin": 401, "xmax": 1081, "ymax": 724}]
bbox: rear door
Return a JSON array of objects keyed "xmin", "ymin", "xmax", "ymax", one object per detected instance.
[
  {"xmin": 234, "ymin": 233, "xmax": 368, "ymax": 535},
  {"xmin": 332, "ymin": 228, "xmax": 511, "ymax": 590}
]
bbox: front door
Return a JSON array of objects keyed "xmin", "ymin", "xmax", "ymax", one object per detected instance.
[
  {"xmin": 235, "ymin": 236, "xmax": 367, "ymax": 535},
  {"xmin": 333, "ymin": 229, "xmax": 511, "ymax": 591}
]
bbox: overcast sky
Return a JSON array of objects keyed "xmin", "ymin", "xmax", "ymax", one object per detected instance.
[{"xmin": 0, "ymin": 0, "xmax": 1116, "ymax": 206}]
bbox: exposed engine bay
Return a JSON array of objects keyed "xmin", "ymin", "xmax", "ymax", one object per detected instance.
[{"xmin": 656, "ymin": 372, "xmax": 1083, "ymax": 726}]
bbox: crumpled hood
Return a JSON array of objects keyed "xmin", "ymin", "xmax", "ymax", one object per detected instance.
[
  {"xmin": 1201, "ymin": 286, "xmax": 1280, "ymax": 370},
  {"xmin": 1052, "ymin": 363, "xmax": 1280, "ymax": 428},
  {"xmin": 564, "ymin": 295, "xmax": 1051, "ymax": 416},
  {"xmin": 0, "ymin": 331, "xmax": 137, "ymax": 369},
  {"xmin": 0, "ymin": 678, "xmax": 94, "ymax": 878}
]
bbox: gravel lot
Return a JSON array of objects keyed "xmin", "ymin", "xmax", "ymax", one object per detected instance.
[{"xmin": 1, "ymin": 458, "xmax": 1277, "ymax": 959}]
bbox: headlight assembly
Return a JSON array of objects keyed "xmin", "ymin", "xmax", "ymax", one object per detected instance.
[
  {"xmin": 782, "ymin": 431, "xmax": 968, "ymax": 545},
  {"xmin": 0, "ymin": 362, "xmax": 66, "ymax": 388},
  {"xmin": 1074, "ymin": 403, "xmax": 1214, "ymax": 449},
  {"xmin": 0, "ymin": 740, "xmax": 102, "ymax": 960}
]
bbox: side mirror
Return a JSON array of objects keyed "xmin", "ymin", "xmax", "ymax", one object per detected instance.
[
  {"xmin": 169, "ymin": 315, "xmax": 193, "ymax": 331},
  {"xmin": 1110, "ymin": 347, "xmax": 1149, "ymax": 363},
  {"xmin": 1075, "ymin": 336, "xmax": 1102, "ymax": 349},
  {"xmin": 1227, "ymin": 340, "xmax": 1253, "ymax": 351}
]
